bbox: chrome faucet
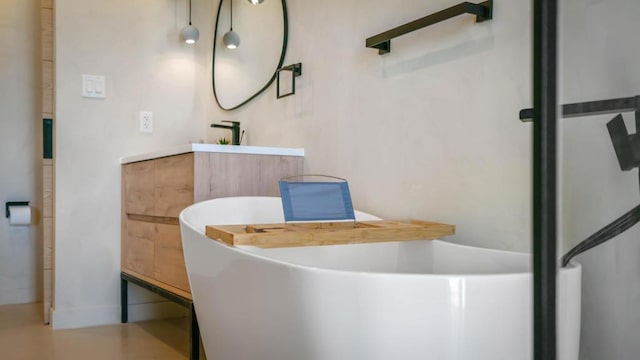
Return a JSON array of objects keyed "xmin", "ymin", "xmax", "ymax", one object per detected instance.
[{"xmin": 211, "ymin": 121, "xmax": 241, "ymax": 145}]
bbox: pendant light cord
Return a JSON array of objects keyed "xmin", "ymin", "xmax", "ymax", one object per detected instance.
[
  {"xmin": 188, "ymin": 0, "xmax": 192, "ymax": 25},
  {"xmin": 230, "ymin": 0, "xmax": 234, "ymax": 31}
]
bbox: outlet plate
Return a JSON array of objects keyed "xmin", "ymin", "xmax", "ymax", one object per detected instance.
[{"xmin": 139, "ymin": 111, "xmax": 153, "ymax": 133}]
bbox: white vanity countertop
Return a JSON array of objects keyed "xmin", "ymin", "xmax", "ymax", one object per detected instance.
[{"xmin": 120, "ymin": 143, "xmax": 304, "ymax": 164}]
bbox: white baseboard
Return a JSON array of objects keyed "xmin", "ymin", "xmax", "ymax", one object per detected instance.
[
  {"xmin": 0, "ymin": 288, "xmax": 38, "ymax": 306},
  {"xmin": 51, "ymin": 301, "xmax": 188, "ymax": 329}
]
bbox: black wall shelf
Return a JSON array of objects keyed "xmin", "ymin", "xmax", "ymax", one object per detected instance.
[
  {"xmin": 365, "ymin": 0, "xmax": 493, "ymax": 55},
  {"xmin": 519, "ymin": 96, "xmax": 640, "ymax": 122}
]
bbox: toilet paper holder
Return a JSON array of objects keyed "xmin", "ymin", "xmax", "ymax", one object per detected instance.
[{"xmin": 6, "ymin": 201, "xmax": 29, "ymax": 218}]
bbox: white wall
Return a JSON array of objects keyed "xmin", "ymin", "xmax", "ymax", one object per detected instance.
[
  {"xmin": 561, "ymin": 1, "xmax": 640, "ymax": 359},
  {"xmin": 52, "ymin": 0, "xmax": 212, "ymax": 328},
  {"xmin": 0, "ymin": 0, "xmax": 41, "ymax": 306}
]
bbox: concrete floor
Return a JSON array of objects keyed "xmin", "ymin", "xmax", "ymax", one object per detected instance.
[{"xmin": 0, "ymin": 303, "xmax": 190, "ymax": 360}]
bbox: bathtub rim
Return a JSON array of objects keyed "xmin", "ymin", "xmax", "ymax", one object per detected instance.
[
  {"xmin": 179, "ymin": 197, "xmax": 582, "ymax": 279},
  {"xmin": 234, "ymin": 240, "xmax": 583, "ymax": 279}
]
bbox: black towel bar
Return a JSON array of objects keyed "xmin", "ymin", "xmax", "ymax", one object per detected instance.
[{"xmin": 365, "ymin": 0, "xmax": 493, "ymax": 55}]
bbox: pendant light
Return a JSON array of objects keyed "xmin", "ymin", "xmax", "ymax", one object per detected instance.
[
  {"xmin": 248, "ymin": 0, "xmax": 264, "ymax": 4},
  {"xmin": 180, "ymin": 0, "xmax": 200, "ymax": 44},
  {"xmin": 222, "ymin": 0, "xmax": 240, "ymax": 49}
]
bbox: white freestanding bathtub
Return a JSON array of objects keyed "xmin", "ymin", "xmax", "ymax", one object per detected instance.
[{"xmin": 179, "ymin": 197, "xmax": 581, "ymax": 360}]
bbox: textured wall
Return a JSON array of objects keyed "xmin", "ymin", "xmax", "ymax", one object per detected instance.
[
  {"xmin": 0, "ymin": 0, "xmax": 41, "ymax": 306},
  {"xmin": 53, "ymin": 0, "xmax": 207, "ymax": 328}
]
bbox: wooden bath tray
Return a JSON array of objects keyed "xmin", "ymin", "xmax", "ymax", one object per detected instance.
[{"xmin": 205, "ymin": 220, "xmax": 455, "ymax": 248}]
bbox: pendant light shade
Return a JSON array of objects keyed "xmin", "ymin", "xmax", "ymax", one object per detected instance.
[
  {"xmin": 223, "ymin": 31, "xmax": 240, "ymax": 49},
  {"xmin": 181, "ymin": 25, "xmax": 200, "ymax": 44},
  {"xmin": 181, "ymin": 0, "xmax": 199, "ymax": 44},
  {"xmin": 248, "ymin": 0, "xmax": 264, "ymax": 4},
  {"xmin": 223, "ymin": 0, "xmax": 240, "ymax": 49}
]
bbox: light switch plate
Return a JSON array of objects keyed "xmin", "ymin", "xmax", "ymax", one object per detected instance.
[{"xmin": 82, "ymin": 75, "xmax": 106, "ymax": 98}]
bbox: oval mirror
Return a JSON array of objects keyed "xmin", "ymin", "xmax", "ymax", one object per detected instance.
[{"xmin": 212, "ymin": 0, "xmax": 288, "ymax": 111}]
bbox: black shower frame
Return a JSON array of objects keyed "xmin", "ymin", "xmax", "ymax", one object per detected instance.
[
  {"xmin": 532, "ymin": 2, "xmax": 640, "ymax": 355},
  {"xmin": 532, "ymin": 0, "xmax": 557, "ymax": 359}
]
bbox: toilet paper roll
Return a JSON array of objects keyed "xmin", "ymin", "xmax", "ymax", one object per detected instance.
[{"xmin": 9, "ymin": 206, "xmax": 31, "ymax": 226}]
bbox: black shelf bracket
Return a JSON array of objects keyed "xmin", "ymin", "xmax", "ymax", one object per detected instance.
[
  {"xmin": 607, "ymin": 113, "xmax": 640, "ymax": 171},
  {"xmin": 365, "ymin": 0, "xmax": 493, "ymax": 55}
]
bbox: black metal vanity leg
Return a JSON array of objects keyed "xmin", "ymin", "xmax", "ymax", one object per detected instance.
[
  {"xmin": 121, "ymin": 276, "xmax": 128, "ymax": 323},
  {"xmin": 190, "ymin": 303, "xmax": 200, "ymax": 360}
]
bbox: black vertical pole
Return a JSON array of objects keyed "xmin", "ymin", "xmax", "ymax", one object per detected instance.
[
  {"xmin": 120, "ymin": 276, "xmax": 128, "ymax": 323},
  {"xmin": 533, "ymin": 0, "xmax": 557, "ymax": 359},
  {"xmin": 190, "ymin": 304, "xmax": 200, "ymax": 360}
]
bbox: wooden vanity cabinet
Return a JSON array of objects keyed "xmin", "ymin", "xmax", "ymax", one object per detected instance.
[{"xmin": 121, "ymin": 151, "xmax": 303, "ymax": 299}]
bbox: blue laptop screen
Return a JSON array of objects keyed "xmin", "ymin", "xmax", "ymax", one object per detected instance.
[{"xmin": 279, "ymin": 180, "xmax": 355, "ymax": 222}]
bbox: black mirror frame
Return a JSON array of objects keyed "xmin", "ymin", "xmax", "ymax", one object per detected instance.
[{"xmin": 212, "ymin": 0, "xmax": 289, "ymax": 111}]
